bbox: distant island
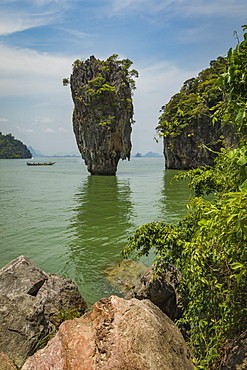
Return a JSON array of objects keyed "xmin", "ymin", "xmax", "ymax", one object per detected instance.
[
  {"xmin": 0, "ymin": 132, "xmax": 32, "ymax": 159},
  {"xmin": 28, "ymin": 146, "xmax": 44, "ymax": 158},
  {"xmin": 134, "ymin": 151, "xmax": 163, "ymax": 157}
]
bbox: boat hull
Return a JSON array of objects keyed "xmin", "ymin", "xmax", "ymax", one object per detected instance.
[{"xmin": 26, "ymin": 162, "xmax": 56, "ymax": 166}]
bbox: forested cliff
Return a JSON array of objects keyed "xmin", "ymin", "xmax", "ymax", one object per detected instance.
[
  {"xmin": 0, "ymin": 133, "xmax": 32, "ymax": 159},
  {"xmin": 157, "ymin": 57, "xmax": 236, "ymax": 169}
]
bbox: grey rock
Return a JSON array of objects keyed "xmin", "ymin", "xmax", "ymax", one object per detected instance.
[
  {"xmin": 0, "ymin": 255, "xmax": 48, "ymax": 297},
  {"xmin": 104, "ymin": 260, "xmax": 147, "ymax": 295},
  {"xmin": 0, "ymin": 256, "xmax": 87, "ymax": 368},
  {"xmin": 163, "ymin": 119, "xmax": 236, "ymax": 170},
  {"xmin": 220, "ymin": 331, "xmax": 247, "ymax": 370},
  {"xmin": 37, "ymin": 273, "xmax": 87, "ymax": 327},
  {"xmin": 0, "ymin": 293, "xmax": 54, "ymax": 369},
  {"xmin": 125, "ymin": 265, "xmax": 182, "ymax": 321}
]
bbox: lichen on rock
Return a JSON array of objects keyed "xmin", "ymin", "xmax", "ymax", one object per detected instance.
[{"xmin": 68, "ymin": 54, "xmax": 138, "ymax": 175}]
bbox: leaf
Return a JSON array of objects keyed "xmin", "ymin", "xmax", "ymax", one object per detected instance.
[
  {"xmin": 226, "ymin": 213, "xmax": 237, "ymax": 224},
  {"xmin": 237, "ymin": 153, "xmax": 247, "ymax": 166},
  {"xmin": 239, "ymin": 179, "xmax": 247, "ymax": 190},
  {"xmin": 228, "ymin": 148, "xmax": 238, "ymax": 159},
  {"xmin": 231, "ymin": 262, "xmax": 245, "ymax": 270}
]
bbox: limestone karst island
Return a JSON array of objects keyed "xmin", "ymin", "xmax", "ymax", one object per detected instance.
[
  {"xmin": 1, "ymin": 25, "xmax": 247, "ymax": 370},
  {"xmin": 64, "ymin": 54, "xmax": 138, "ymax": 175}
]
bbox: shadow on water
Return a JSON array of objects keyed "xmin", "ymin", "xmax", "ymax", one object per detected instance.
[{"xmin": 63, "ymin": 175, "xmax": 136, "ymax": 306}]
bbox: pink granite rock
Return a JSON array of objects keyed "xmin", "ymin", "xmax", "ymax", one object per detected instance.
[
  {"xmin": 22, "ymin": 295, "xmax": 194, "ymax": 370},
  {"xmin": 0, "ymin": 352, "xmax": 17, "ymax": 370}
]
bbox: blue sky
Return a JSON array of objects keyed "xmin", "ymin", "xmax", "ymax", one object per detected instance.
[{"xmin": 0, "ymin": 0, "xmax": 246, "ymax": 156}]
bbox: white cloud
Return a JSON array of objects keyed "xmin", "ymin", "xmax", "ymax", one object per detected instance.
[
  {"xmin": 0, "ymin": 0, "xmax": 74, "ymax": 36},
  {"xmin": 42, "ymin": 128, "xmax": 56, "ymax": 134},
  {"xmin": 0, "ymin": 43, "xmax": 75, "ymax": 98},
  {"xmin": 135, "ymin": 60, "xmax": 196, "ymax": 105},
  {"xmin": 60, "ymin": 28, "xmax": 95, "ymax": 39},
  {"xmin": 58, "ymin": 127, "xmax": 69, "ymax": 133},
  {"xmin": 0, "ymin": 117, "xmax": 8, "ymax": 122},
  {"xmin": 107, "ymin": 0, "xmax": 247, "ymax": 18},
  {"xmin": 106, "ymin": 0, "xmax": 170, "ymax": 15},
  {"xmin": 179, "ymin": 0, "xmax": 247, "ymax": 17},
  {"xmin": 130, "ymin": 60, "xmax": 198, "ymax": 152},
  {"xmin": 16, "ymin": 126, "xmax": 35, "ymax": 133},
  {"xmin": 41, "ymin": 126, "xmax": 69, "ymax": 134},
  {"xmin": 0, "ymin": 11, "xmax": 53, "ymax": 35},
  {"xmin": 34, "ymin": 117, "xmax": 54, "ymax": 124}
]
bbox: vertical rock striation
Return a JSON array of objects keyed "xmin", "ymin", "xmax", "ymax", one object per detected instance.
[
  {"xmin": 69, "ymin": 55, "xmax": 137, "ymax": 175},
  {"xmin": 163, "ymin": 121, "xmax": 235, "ymax": 169}
]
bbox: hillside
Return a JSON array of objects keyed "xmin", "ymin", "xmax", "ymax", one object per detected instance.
[{"xmin": 0, "ymin": 133, "xmax": 32, "ymax": 159}]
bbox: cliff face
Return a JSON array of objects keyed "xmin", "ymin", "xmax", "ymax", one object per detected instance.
[
  {"xmin": 163, "ymin": 120, "xmax": 235, "ymax": 170},
  {"xmin": 70, "ymin": 56, "xmax": 135, "ymax": 175}
]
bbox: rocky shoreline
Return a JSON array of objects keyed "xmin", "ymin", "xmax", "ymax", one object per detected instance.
[{"xmin": 0, "ymin": 256, "xmax": 246, "ymax": 369}]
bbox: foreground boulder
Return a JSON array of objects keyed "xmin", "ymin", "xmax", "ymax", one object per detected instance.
[
  {"xmin": 0, "ymin": 255, "xmax": 47, "ymax": 297},
  {"xmin": 125, "ymin": 265, "xmax": 182, "ymax": 321},
  {"xmin": 0, "ymin": 294, "xmax": 54, "ymax": 368},
  {"xmin": 0, "ymin": 256, "xmax": 87, "ymax": 368},
  {"xmin": 22, "ymin": 295, "xmax": 194, "ymax": 370},
  {"xmin": 69, "ymin": 55, "xmax": 137, "ymax": 175}
]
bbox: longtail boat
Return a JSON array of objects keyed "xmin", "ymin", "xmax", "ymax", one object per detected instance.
[{"xmin": 26, "ymin": 162, "xmax": 56, "ymax": 166}]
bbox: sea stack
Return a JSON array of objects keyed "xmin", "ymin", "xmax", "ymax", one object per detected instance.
[{"xmin": 69, "ymin": 55, "xmax": 137, "ymax": 175}]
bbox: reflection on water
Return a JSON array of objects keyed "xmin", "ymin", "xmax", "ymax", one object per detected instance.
[
  {"xmin": 63, "ymin": 175, "xmax": 136, "ymax": 305},
  {"xmin": 158, "ymin": 170, "xmax": 190, "ymax": 223},
  {"xmin": 63, "ymin": 165, "xmax": 190, "ymax": 306}
]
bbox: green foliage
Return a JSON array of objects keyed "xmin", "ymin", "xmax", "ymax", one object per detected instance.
[
  {"xmin": 71, "ymin": 54, "xmax": 138, "ymax": 127},
  {"xmin": 173, "ymin": 145, "xmax": 247, "ymax": 197},
  {"xmin": 122, "ymin": 188, "xmax": 247, "ymax": 368},
  {"xmin": 72, "ymin": 59, "xmax": 83, "ymax": 70},
  {"xmin": 211, "ymin": 33, "xmax": 247, "ymax": 138},
  {"xmin": 63, "ymin": 78, "xmax": 69, "ymax": 86},
  {"xmin": 122, "ymin": 27, "xmax": 247, "ymax": 369},
  {"xmin": 58, "ymin": 309, "xmax": 82, "ymax": 322},
  {"xmin": 157, "ymin": 57, "xmax": 228, "ymax": 138},
  {"xmin": 0, "ymin": 132, "xmax": 32, "ymax": 159},
  {"xmin": 98, "ymin": 115, "xmax": 115, "ymax": 126},
  {"xmin": 86, "ymin": 77, "xmax": 117, "ymax": 99}
]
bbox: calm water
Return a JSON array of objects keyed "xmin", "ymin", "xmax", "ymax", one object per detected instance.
[{"xmin": 0, "ymin": 157, "xmax": 190, "ymax": 306}]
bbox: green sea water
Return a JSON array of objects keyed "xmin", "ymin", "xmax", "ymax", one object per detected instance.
[{"xmin": 0, "ymin": 156, "xmax": 190, "ymax": 306}]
